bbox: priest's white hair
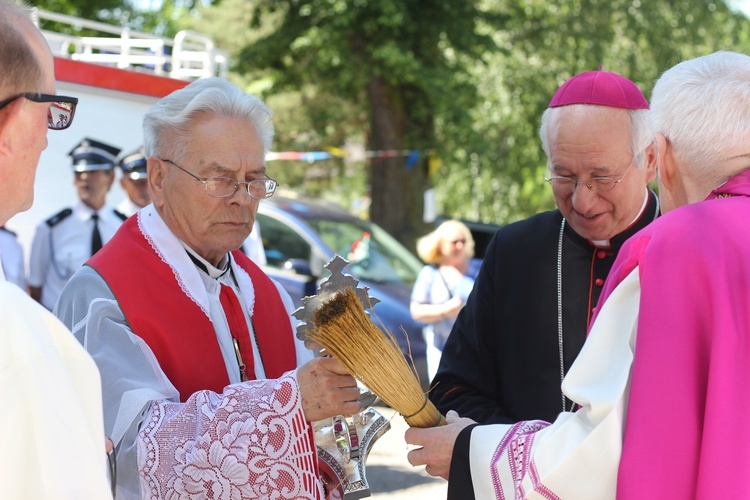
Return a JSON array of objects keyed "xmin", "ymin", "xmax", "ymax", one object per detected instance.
[
  {"xmin": 143, "ymin": 77, "xmax": 274, "ymax": 162},
  {"xmin": 650, "ymin": 50, "xmax": 750, "ymax": 181}
]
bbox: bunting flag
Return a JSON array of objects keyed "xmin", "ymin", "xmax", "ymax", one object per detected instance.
[
  {"xmin": 266, "ymin": 148, "xmax": 435, "ymax": 171},
  {"xmin": 428, "ymin": 150, "xmax": 442, "ymax": 177},
  {"xmin": 267, "ymin": 151, "xmax": 338, "ymax": 162}
]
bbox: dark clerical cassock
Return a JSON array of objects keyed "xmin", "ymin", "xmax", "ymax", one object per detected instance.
[{"xmin": 430, "ymin": 191, "xmax": 660, "ymax": 424}]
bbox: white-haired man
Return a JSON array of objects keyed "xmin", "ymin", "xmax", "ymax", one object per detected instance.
[
  {"xmin": 56, "ymin": 77, "xmax": 361, "ymax": 499},
  {"xmin": 406, "ymin": 50, "xmax": 750, "ymax": 499}
]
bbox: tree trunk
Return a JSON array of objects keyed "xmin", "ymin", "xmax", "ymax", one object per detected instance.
[{"xmin": 366, "ymin": 76, "xmax": 429, "ymax": 255}]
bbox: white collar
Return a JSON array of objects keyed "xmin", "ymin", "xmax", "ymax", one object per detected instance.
[
  {"xmin": 590, "ymin": 189, "xmax": 650, "ymax": 247},
  {"xmin": 73, "ymin": 200, "xmax": 108, "ymax": 220},
  {"xmin": 182, "ymin": 243, "xmax": 229, "ymax": 279},
  {"xmin": 137, "ymin": 204, "xmax": 255, "ymax": 319}
]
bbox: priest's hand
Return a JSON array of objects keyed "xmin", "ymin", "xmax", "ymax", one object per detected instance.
[
  {"xmin": 297, "ymin": 357, "xmax": 361, "ymax": 421},
  {"xmin": 405, "ymin": 410, "xmax": 475, "ymax": 480}
]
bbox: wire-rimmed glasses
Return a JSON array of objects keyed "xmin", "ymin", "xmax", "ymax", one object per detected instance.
[
  {"xmin": 544, "ymin": 162, "xmax": 634, "ymax": 194},
  {"xmin": 161, "ymin": 158, "xmax": 278, "ymax": 199}
]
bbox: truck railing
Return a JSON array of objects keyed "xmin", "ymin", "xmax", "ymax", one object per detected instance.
[{"xmin": 33, "ymin": 8, "xmax": 229, "ymax": 80}]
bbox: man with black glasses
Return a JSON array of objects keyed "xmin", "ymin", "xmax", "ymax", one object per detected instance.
[
  {"xmin": 430, "ymin": 69, "xmax": 660, "ymax": 426},
  {"xmin": 0, "ymin": 1, "xmax": 111, "ymax": 497},
  {"xmin": 55, "ymin": 77, "xmax": 361, "ymax": 499}
]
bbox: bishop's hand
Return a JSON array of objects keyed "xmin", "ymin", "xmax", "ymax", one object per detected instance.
[{"xmin": 405, "ymin": 410, "xmax": 475, "ymax": 480}]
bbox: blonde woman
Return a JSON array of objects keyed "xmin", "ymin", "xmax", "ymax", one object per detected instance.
[{"xmin": 410, "ymin": 220, "xmax": 480, "ymax": 380}]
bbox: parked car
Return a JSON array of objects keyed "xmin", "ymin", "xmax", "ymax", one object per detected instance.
[{"xmin": 254, "ymin": 193, "xmax": 429, "ymax": 388}]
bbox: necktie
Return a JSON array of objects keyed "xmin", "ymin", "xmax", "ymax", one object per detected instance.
[
  {"xmin": 91, "ymin": 213, "xmax": 103, "ymax": 255},
  {"xmin": 219, "ymin": 284, "xmax": 256, "ymax": 381}
]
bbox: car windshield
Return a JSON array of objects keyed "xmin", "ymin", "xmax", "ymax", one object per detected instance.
[{"xmin": 305, "ymin": 218, "xmax": 423, "ymax": 285}]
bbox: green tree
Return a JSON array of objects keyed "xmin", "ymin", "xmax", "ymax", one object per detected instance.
[
  {"xmin": 214, "ymin": 0, "xmax": 499, "ymax": 250},
  {"xmin": 37, "ymin": 0, "xmax": 750, "ymax": 238},
  {"xmin": 32, "ymin": 0, "xmax": 125, "ymax": 21},
  {"xmin": 32, "ymin": 0, "xmax": 194, "ymax": 36},
  {"xmin": 188, "ymin": 0, "xmax": 750, "ymax": 240},
  {"xmin": 436, "ymin": 0, "xmax": 750, "ymax": 225}
]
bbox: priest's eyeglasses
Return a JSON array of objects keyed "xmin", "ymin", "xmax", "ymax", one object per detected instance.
[
  {"xmin": 161, "ymin": 158, "xmax": 278, "ymax": 199},
  {"xmin": 0, "ymin": 92, "xmax": 78, "ymax": 130},
  {"xmin": 545, "ymin": 162, "xmax": 634, "ymax": 194}
]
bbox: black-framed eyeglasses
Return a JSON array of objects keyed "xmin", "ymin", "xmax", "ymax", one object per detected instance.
[
  {"xmin": 0, "ymin": 93, "xmax": 78, "ymax": 130},
  {"xmin": 544, "ymin": 162, "xmax": 634, "ymax": 194},
  {"xmin": 161, "ymin": 158, "xmax": 278, "ymax": 199}
]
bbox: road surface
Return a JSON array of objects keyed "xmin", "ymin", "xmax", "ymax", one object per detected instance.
[{"xmin": 365, "ymin": 406, "xmax": 448, "ymax": 499}]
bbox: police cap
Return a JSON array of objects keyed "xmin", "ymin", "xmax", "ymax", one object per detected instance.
[
  {"xmin": 68, "ymin": 137, "xmax": 121, "ymax": 172},
  {"xmin": 118, "ymin": 147, "xmax": 148, "ymax": 180}
]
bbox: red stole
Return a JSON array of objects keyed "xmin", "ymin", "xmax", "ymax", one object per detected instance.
[{"xmin": 87, "ymin": 216, "xmax": 297, "ymax": 401}]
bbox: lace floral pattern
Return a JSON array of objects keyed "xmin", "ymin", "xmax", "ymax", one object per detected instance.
[{"xmin": 138, "ymin": 373, "xmax": 320, "ymax": 499}]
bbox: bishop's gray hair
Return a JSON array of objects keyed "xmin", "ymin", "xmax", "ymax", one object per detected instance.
[{"xmin": 539, "ymin": 105, "xmax": 654, "ymax": 169}]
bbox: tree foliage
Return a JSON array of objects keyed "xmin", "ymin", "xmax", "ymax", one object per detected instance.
[
  {"xmin": 200, "ymin": 0, "xmax": 500, "ymax": 250},
  {"xmin": 32, "ymin": 0, "xmax": 194, "ymax": 36},
  {"xmin": 438, "ymin": 0, "xmax": 750, "ymax": 225},
  {"xmin": 36, "ymin": 0, "xmax": 750, "ymax": 247},
  {"xmin": 187, "ymin": 0, "xmax": 750, "ymax": 245},
  {"xmin": 32, "ymin": 0, "xmax": 125, "ymax": 21}
]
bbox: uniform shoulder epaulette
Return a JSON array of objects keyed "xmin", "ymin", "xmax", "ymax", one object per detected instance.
[
  {"xmin": 0, "ymin": 226, "xmax": 17, "ymax": 237},
  {"xmin": 46, "ymin": 208, "xmax": 73, "ymax": 227},
  {"xmin": 113, "ymin": 209, "xmax": 127, "ymax": 221}
]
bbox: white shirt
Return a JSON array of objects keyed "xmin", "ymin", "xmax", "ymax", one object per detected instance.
[
  {"xmin": 29, "ymin": 201, "xmax": 124, "ymax": 310},
  {"xmin": 116, "ymin": 197, "xmax": 143, "ymax": 218},
  {"xmin": 183, "ymin": 243, "xmax": 282, "ymax": 382},
  {"xmin": 0, "ymin": 227, "xmax": 26, "ymax": 290},
  {"xmin": 0, "ymin": 281, "xmax": 112, "ymax": 499}
]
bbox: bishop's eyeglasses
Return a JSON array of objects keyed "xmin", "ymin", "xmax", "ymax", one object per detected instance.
[
  {"xmin": 161, "ymin": 158, "xmax": 278, "ymax": 199},
  {"xmin": 544, "ymin": 162, "xmax": 634, "ymax": 194},
  {"xmin": 0, "ymin": 92, "xmax": 78, "ymax": 130}
]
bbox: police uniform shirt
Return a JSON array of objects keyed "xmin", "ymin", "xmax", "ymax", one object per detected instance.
[
  {"xmin": 116, "ymin": 197, "xmax": 144, "ymax": 218},
  {"xmin": 29, "ymin": 201, "xmax": 125, "ymax": 310},
  {"xmin": 0, "ymin": 227, "xmax": 26, "ymax": 289}
]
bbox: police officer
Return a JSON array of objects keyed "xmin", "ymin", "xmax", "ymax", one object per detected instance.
[
  {"xmin": 117, "ymin": 146, "xmax": 151, "ymax": 217},
  {"xmin": 29, "ymin": 138, "xmax": 126, "ymax": 310},
  {"xmin": 0, "ymin": 225, "xmax": 26, "ymax": 290}
]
